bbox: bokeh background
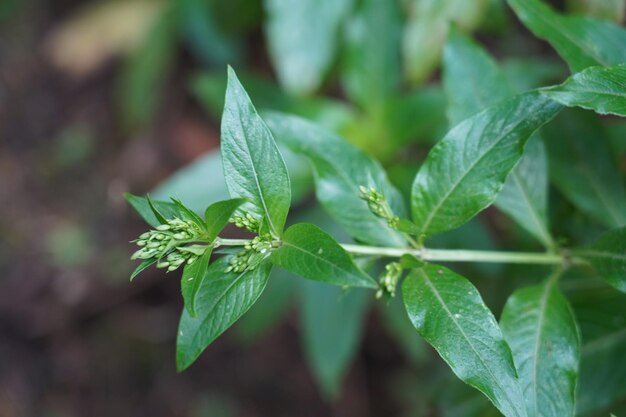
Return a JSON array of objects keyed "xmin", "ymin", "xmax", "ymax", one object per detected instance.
[{"xmin": 2, "ymin": 0, "xmax": 626, "ymax": 416}]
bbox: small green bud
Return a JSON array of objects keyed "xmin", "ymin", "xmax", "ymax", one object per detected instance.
[
  {"xmin": 136, "ymin": 240, "xmax": 147, "ymax": 246},
  {"xmin": 139, "ymin": 232, "xmax": 150, "ymax": 240},
  {"xmin": 156, "ymin": 261, "xmax": 170, "ymax": 269},
  {"xmin": 156, "ymin": 224, "xmax": 171, "ymax": 231}
]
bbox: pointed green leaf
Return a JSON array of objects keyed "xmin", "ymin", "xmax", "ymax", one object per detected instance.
[
  {"xmin": 181, "ymin": 248, "xmax": 212, "ymax": 318},
  {"xmin": 130, "ymin": 258, "xmax": 157, "ymax": 281},
  {"xmin": 411, "ymin": 92, "xmax": 561, "ymax": 237},
  {"xmin": 500, "ymin": 278, "xmax": 580, "ymax": 417},
  {"xmin": 170, "ymin": 197, "xmax": 206, "ymax": 230},
  {"xmin": 264, "ymin": 111, "xmax": 407, "ymax": 246},
  {"xmin": 299, "ymin": 279, "xmax": 369, "ymax": 398},
  {"xmin": 176, "ymin": 257, "xmax": 272, "ymax": 371},
  {"xmin": 204, "ymin": 198, "xmax": 246, "ymax": 241},
  {"xmin": 576, "ymin": 227, "xmax": 626, "ymax": 292},
  {"xmin": 263, "ymin": 0, "xmax": 353, "ymax": 94},
  {"xmin": 402, "ymin": 265, "xmax": 527, "ymax": 417},
  {"xmin": 272, "ymin": 223, "xmax": 376, "ymax": 289},
  {"xmin": 341, "ymin": 0, "xmax": 401, "ymax": 113},
  {"xmin": 221, "ymin": 67, "xmax": 291, "ymax": 236},
  {"xmin": 543, "ymin": 110, "xmax": 626, "ymax": 229},
  {"xmin": 542, "ymin": 64, "xmax": 626, "ymax": 117},
  {"xmin": 125, "ymin": 193, "xmax": 182, "ymax": 228},
  {"xmin": 442, "ymin": 30, "xmax": 553, "ymax": 247},
  {"xmin": 506, "ymin": 0, "xmax": 626, "ymax": 72}
]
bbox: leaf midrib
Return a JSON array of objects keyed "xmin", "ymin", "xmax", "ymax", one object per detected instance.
[
  {"xmin": 531, "ymin": 281, "xmax": 553, "ymax": 417},
  {"xmin": 418, "ymin": 269, "xmax": 525, "ymax": 417}
]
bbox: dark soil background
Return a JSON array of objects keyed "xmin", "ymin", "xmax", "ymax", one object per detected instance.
[{"xmin": 0, "ymin": 1, "xmax": 424, "ymax": 416}]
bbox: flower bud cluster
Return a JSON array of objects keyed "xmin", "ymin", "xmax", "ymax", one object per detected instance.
[
  {"xmin": 225, "ymin": 234, "xmax": 273, "ymax": 273},
  {"xmin": 376, "ymin": 262, "xmax": 403, "ymax": 299},
  {"xmin": 131, "ymin": 218, "xmax": 204, "ymax": 272},
  {"xmin": 359, "ymin": 186, "xmax": 400, "ymax": 229},
  {"xmin": 229, "ymin": 212, "xmax": 260, "ymax": 233}
]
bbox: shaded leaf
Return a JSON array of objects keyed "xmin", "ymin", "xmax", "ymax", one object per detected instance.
[
  {"xmin": 500, "ymin": 278, "xmax": 580, "ymax": 417},
  {"xmin": 221, "ymin": 67, "xmax": 291, "ymax": 236},
  {"xmin": 542, "ymin": 64, "xmax": 626, "ymax": 117},
  {"xmin": 506, "ymin": 0, "xmax": 626, "ymax": 72},
  {"xmin": 264, "ymin": 111, "xmax": 407, "ymax": 246},
  {"xmin": 402, "ymin": 265, "xmax": 527, "ymax": 417},
  {"xmin": 176, "ymin": 257, "xmax": 272, "ymax": 371},
  {"xmin": 263, "ymin": 0, "xmax": 353, "ymax": 94},
  {"xmin": 402, "ymin": 0, "xmax": 490, "ymax": 84},
  {"xmin": 299, "ymin": 279, "xmax": 369, "ymax": 398},
  {"xmin": 272, "ymin": 223, "xmax": 377, "ymax": 288},
  {"xmin": 543, "ymin": 110, "xmax": 626, "ymax": 229},
  {"xmin": 576, "ymin": 227, "xmax": 626, "ymax": 292},
  {"xmin": 341, "ymin": 0, "xmax": 401, "ymax": 113},
  {"xmin": 442, "ymin": 30, "xmax": 553, "ymax": 247}
]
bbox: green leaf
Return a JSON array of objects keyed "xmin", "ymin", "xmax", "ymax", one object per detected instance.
[
  {"xmin": 299, "ymin": 279, "xmax": 369, "ymax": 398},
  {"xmin": 263, "ymin": 0, "xmax": 353, "ymax": 94},
  {"xmin": 442, "ymin": 28, "xmax": 510, "ymax": 124},
  {"xmin": 402, "ymin": 0, "xmax": 490, "ymax": 84},
  {"xmin": 506, "ymin": 0, "xmax": 626, "ymax": 73},
  {"xmin": 411, "ymin": 91, "xmax": 561, "ymax": 237},
  {"xmin": 176, "ymin": 257, "xmax": 272, "ymax": 371},
  {"xmin": 570, "ymin": 285, "xmax": 626, "ymax": 414},
  {"xmin": 125, "ymin": 193, "xmax": 180, "ymax": 228},
  {"xmin": 170, "ymin": 197, "xmax": 206, "ymax": 230},
  {"xmin": 576, "ymin": 227, "xmax": 626, "ymax": 292},
  {"xmin": 204, "ymin": 198, "xmax": 246, "ymax": 241},
  {"xmin": 500, "ymin": 278, "xmax": 580, "ymax": 417},
  {"xmin": 151, "ymin": 150, "xmax": 229, "ymax": 214},
  {"xmin": 542, "ymin": 64, "xmax": 626, "ymax": 117},
  {"xmin": 443, "ymin": 30, "xmax": 554, "ymax": 248},
  {"xmin": 578, "ymin": 328, "xmax": 626, "ymax": 415},
  {"xmin": 341, "ymin": 0, "xmax": 401, "ymax": 113},
  {"xmin": 271, "ymin": 223, "xmax": 377, "ymax": 289},
  {"xmin": 181, "ymin": 248, "xmax": 212, "ymax": 318},
  {"xmin": 234, "ymin": 268, "xmax": 295, "ymax": 344},
  {"xmin": 379, "ymin": 295, "xmax": 427, "ymax": 365},
  {"xmin": 264, "ymin": 111, "xmax": 407, "ymax": 246},
  {"xmin": 191, "ymin": 70, "xmax": 357, "ymax": 132},
  {"xmin": 130, "ymin": 258, "xmax": 157, "ymax": 281},
  {"xmin": 542, "ymin": 110, "xmax": 626, "ymax": 229},
  {"xmin": 402, "ymin": 265, "xmax": 527, "ymax": 417},
  {"xmin": 118, "ymin": 3, "xmax": 180, "ymax": 128},
  {"xmin": 221, "ymin": 67, "xmax": 291, "ymax": 236}
]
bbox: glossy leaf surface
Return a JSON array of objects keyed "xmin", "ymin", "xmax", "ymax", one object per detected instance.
[
  {"xmin": 264, "ymin": 111, "xmax": 406, "ymax": 246},
  {"xmin": 221, "ymin": 67, "xmax": 291, "ymax": 236},
  {"xmin": 501, "ymin": 279, "xmax": 580, "ymax": 417},
  {"xmin": 411, "ymin": 92, "xmax": 561, "ymax": 237},
  {"xmin": 402, "ymin": 265, "xmax": 527, "ymax": 417},
  {"xmin": 272, "ymin": 223, "xmax": 376, "ymax": 288},
  {"xmin": 176, "ymin": 257, "xmax": 272, "ymax": 371},
  {"xmin": 442, "ymin": 30, "xmax": 553, "ymax": 247},
  {"xmin": 542, "ymin": 64, "xmax": 626, "ymax": 117}
]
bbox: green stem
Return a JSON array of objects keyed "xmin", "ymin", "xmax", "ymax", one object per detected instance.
[{"xmin": 217, "ymin": 238, "xmax": 587, "ymax": 266}]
